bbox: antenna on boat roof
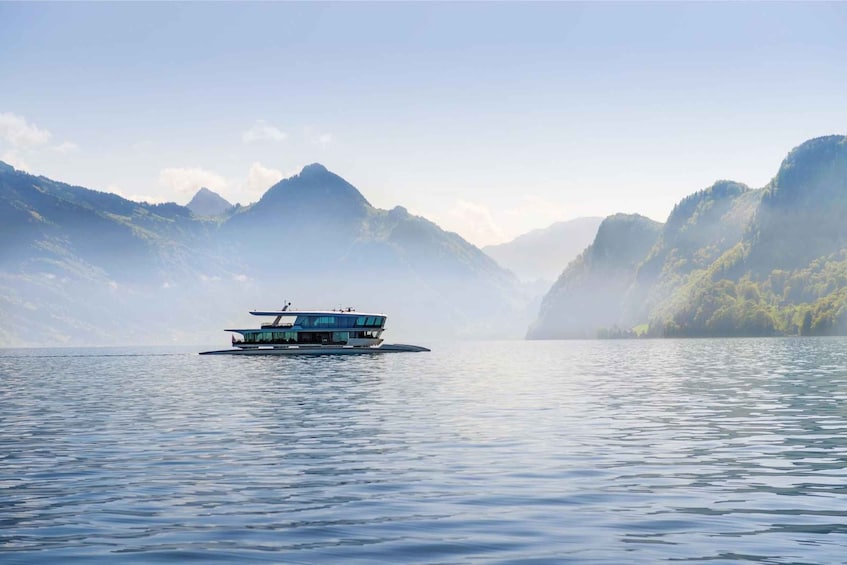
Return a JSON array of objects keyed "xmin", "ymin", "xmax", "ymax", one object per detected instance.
[{"xmin": 282, "ymin": 301, "xmax": 291, "ymax": 311}]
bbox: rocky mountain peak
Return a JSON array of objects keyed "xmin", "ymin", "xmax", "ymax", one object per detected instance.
[
  {"xmin": 766, "ymin": 135, "xmax": 847, "ymax": 209},
  {"xmin": 300, "ymin": 163, "xmax": 329, "ymax": 175},
  {"xmin": 186, "ymin": 186, "xmax": 232, "ymax": 217},
  {"xmin": 249, "ymin": 164, "xmax": 372, "ymax": 222}
]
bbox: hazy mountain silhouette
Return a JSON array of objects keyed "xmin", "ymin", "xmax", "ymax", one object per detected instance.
[
  {"xmin": 483, "ymin": 217, "xmax": 603, "ymax": 283},
  {"xmin": 8, "ymin": 134, "xmax": 846, "ymax": 345},
  {"xmin": 186, "ymin": 187, "xmax": 232, "ymax": 217},
  {"xmin": 0, "ymin": 162, "xmax": 527, "ymax": 346},
  {"xmin": 527, "ymin": 214, "xmax": 662, "ymax": 339},
  {"xmin": 221, "ymin": 164, "xmax": 527, "ymax": 337}
]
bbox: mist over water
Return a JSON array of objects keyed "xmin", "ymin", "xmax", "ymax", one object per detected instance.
[{"xmin": 2, "ymin": 338, "xmax": 847, "ymax": 563}]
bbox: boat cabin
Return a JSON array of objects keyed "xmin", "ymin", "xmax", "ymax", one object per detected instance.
[{"xmin": 227, "ymin": 310, "xmax": 387, "ymax": 348}]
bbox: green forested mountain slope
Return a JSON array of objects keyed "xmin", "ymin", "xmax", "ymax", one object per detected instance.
[
  {"xmin": 0, "ymin": 163, "xmax": 230, "ymax": 345},
  {"xmin": 0, "ymin": 163, "xmax": 225, "ymax": 281},
  {"xmin": 654, "ymin": 135, "xmax": 847, "ymax": 337},
  {"xmin": 531, "ymin": 135, "xmax": 847, "ymax": 338},
  {"xmin": 626, "ymin": 181, "xmax": 761, "ymax": 328}
]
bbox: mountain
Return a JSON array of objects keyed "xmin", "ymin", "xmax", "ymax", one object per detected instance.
[
  {"xmin": 527, "ymin": 214, "xmax": 662, "ymax": 339},
  {"xmin": 0, "ymin": 163, "xmax": 214, "ymax": 282},
  {"xmin": 483, "ymin": 217, "xmax": 603, "ymax": 282},
  {"xmin": 623, "ymin": 180, "xmax": 761, "ymax": 326},
  {"xmin": 0, "ymin": 162, "xmax": 235, "ymax": 346},
  {"xmin": 221, "ymin": 164, "xmax": 527, "ymax": 337},
  {"xmin": 0, "ymin": 162, "xmax": 528, "ymax": 346},
  {"xmin": 653, "ymin": 135, "xmax": 847, "ymax": 337},
  {"xmin": 186, "ymin": 187, "xmax": 232, "ymax": 217},
  {"xmin": 746, "ymin": 135, "xmax": 847, "ymax": 271},
  {"xmin": 530, "ymin": 134, "xmax": 847, "ymax": 339}
]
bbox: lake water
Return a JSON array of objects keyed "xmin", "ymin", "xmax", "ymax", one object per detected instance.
[{"xmin": 2, "ymin": 338, "xmax": 847, "ymax": 563}]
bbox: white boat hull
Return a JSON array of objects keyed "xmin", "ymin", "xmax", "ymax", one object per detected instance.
[{"xmin": 199, "ymin": 343, "xmax": 430, "ymax": 355}]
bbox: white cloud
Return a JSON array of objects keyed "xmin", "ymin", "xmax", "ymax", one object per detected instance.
[
  {"xmin": 106, "ymin": 184, "xmax": 167, "ymax": 204},
  {"xmin": 245, "ymin": 162, "xmax": 284, "ymax": 196},
  {"xmin": 504, "ymin": 195, "xmax": 570, "ymax": 224},
  {"xmin": 159, "ymin": 166, "xmax": 228, "ymax": 197},
  {"xmin": 242, "ymin": 120, "xmax": 287, "ymax": 143},
  {"xmin": 53, "ymin": 141, "xmax": 79, "ymax": 153},
  {"xmin": 444, "ymin": 200, "xmax": 506, "ymax": 247},
  {"xmin": 1, "ymin": 150, "xmax": 29, "ymax": 171},
  {"xmin": 304, "ymin": 125, "xmax": 333, "ymax": 145},
  {"xmin": 233, "ymin": 274, "xmax": 250, "ymax": 283},
  {"xmin": 0, "ymin": 112, "xmax": 52, "ymax": 147}
]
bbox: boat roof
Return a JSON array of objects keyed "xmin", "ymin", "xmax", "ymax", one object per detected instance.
[{"xmin": 249, "ymin": 310, "xmax": 386, "ymax": 317}]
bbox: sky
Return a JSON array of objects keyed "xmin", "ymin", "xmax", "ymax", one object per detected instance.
[{"xmin": 1, "ymin": 2, "xmax": 847, "ymax": 247}]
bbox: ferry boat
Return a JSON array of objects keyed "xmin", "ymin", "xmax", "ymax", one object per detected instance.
[{"xmin": 199, "ymin": 304, "xmax": 430, "ymax": 355}]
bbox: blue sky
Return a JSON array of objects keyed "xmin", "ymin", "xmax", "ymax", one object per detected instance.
[{"xmin": 2, "ymin": 2, "xmax": 846, "ymax": 246}]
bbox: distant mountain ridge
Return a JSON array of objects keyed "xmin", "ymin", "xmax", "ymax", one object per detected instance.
[
  {"xmin": 483, "ymin": 217, "xmax": 603, "ymax": 282},
  {"xmin": 186, "ymin": 187, "xmax": 232, "ymax": 217},
  {"xmin": 530, "ymin": 134, "xmax": 847, "ymax": 339},
  {"xmin": 0, "ymin": 161, "xmax": 528, "ymax": 346},
  {"xmin": 6, "ymin": 133, "xmax": 846, "ymax": 345}
]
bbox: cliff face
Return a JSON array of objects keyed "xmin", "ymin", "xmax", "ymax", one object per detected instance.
[{"xmin": 747, "ymin": 135, "xmax": 847, "ymax": 271}]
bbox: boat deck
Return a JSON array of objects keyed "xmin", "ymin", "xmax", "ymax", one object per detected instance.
[{"xmin": 199, "ymin": 343, "xmax": 430, "ymax": 355}]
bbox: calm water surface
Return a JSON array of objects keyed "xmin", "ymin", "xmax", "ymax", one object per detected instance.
[{"xmin": 2, "ymin": 339, "xmax": 847, "ymax": 563}]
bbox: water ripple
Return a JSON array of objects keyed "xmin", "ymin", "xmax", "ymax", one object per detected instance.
[{"xmin": 2, "ymin": 338, "xmax": 847, "ymax": 563}]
